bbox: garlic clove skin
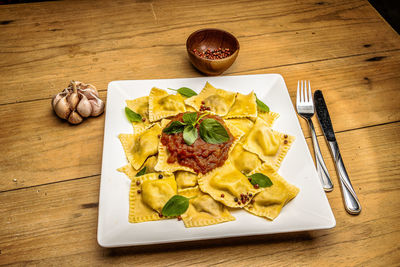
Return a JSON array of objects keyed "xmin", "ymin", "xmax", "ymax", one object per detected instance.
[
  {"xmin": 76, "ymin": 93, "xmax": 92, "ymax": 118},
  {"xmin": 88, "ymin": 93, "xmax": 105, "ymax": 116},
  {"xmin": 68, "ymin": 111, "xmax": 83, "ymax": 124},
  {"xmin": 85, "ymin": 84, "xmax": 99, "ymax": 97},
  {"xmin": 54, "ymin": 95, "xmax": 71, "ymax": 119},
  {"xmin": 67, "ymin": 92, "xmax": 80, "ymax": 110},
  {"xmin": 80, "ymin": 88, "xmax": 98, "ymax": 100},
  {"xmin": 52, "ymin": 93, "xmax": 63, "ymax": 109}
]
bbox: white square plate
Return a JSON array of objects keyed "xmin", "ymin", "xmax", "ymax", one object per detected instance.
[{"xmin": 97, "ymin": 74, "xmax": 335, "ymax": 247}]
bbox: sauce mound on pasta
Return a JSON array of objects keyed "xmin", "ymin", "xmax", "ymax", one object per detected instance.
[{"xmin": 160, "ymin": 112, "xmax": 234, "ymax": 174}]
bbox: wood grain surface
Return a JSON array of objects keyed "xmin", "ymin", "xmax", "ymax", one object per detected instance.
[{"xmin": 0, "ymin": 0, "xmax": 399, "ymax": 266}]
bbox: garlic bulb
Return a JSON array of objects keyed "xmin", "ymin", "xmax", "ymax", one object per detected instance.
[{"xmin": 52, "ymin": 81, "xmax": 105, "ymax": 124}]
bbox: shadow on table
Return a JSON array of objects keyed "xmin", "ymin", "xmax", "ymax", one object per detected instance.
[{"xmin": 102, "ymin": 231, "xmax": 316, "ymax": 257}]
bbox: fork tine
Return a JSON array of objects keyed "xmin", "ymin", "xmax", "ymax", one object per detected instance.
[
  {"xmin": 297, "ymin": 81, "xmax": 300, "ymax": 105},
  {"xmin": 304, "ymin": 80, "xmax": 308, "ymax": 103},
  {"xmin": 301, "ymin": 80, "xmax": 305, "ymax": 103},
  {"xmin": 308, "ymin": 81, "xmax": 312, "ymax": 104}
]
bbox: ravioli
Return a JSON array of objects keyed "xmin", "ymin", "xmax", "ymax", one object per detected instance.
[
  {"xmin": 126, "ymin": 96, "xmax": 151, "ymax": 132},
  {"xmin": 244, "ymin": 164, "xmax": 299, "ymax": 220},
  {"xmin": 242, "ymin": 118, "xmax": 294, "ymax": 169},
  {"xmin": 141, "ymin": 174, "xmax": 177, "ymax": 214},
  {"xmin": 185, "ymin": 82, "xmax": 236, "ymax": 116},
  {"xmin": 119, "ymin": 124, "xmax": 162, "ymax": 170},
  {"xmin": 225, "ymin": 91, "xmax": 257, "ymax": 119},
  {"xmin": 224, "ymin": 118, "xmax": 254, "ymax": 135},
  {"xmin": 198, "ymin": 160, "xmax": 263, "ymax": 208},
  {"xmin": 117, "ymin": 155, "xmax": 158, "ymax": 179},
  {"xmin": 251, "ymin": 111, "xmax": 280, "ymax": 128},
  {"xmin": 175, "ymin": 171, "xmax": 198, "ymax": 190},
  {"xmin": 230, "ymin": 143, "xmax": 262, "ymax": 175},
  {"xmin": 129, "ymin": 173, "xmax": 175, "ymax": 223},
  {"xmin": 179, "ymin": 187, "xmax": 235, "ymax": 227},
  {"xmin": 185, "ymin": 104, "xmax": 197, "ymax": 112},
  {"xmin": 149, "ymin": 87, "xmax": 186, "ymax": 122}
]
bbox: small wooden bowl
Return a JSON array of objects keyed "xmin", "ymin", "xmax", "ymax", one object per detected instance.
[{"xmin": 186, "ymin": 29, "xmax": 240, "ymax": 76}]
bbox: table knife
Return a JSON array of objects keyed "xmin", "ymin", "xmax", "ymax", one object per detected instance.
[{"xmin": 314, "ymin": 90, "xmax": 361, "ymax": 215}]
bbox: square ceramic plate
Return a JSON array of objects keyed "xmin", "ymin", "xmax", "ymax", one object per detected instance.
[{"xmin": 97, "ymin": 74, "xmax": 335, "ymax": 247}]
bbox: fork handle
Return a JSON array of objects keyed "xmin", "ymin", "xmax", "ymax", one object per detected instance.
[
  {"xmin": 307, "ymin": 118, "xmax": 334, "ymax": 191},
  {"xmin": 328, "ymin": 141, "xmax": 361, "ymax": 215}
]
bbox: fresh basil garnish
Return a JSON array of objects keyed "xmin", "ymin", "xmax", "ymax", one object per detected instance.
[
  {"xmin": 248, "ymin": 173, "xmax": 273, "ymax": 188},
  {"xmin": 183, "ymin": 125, "xmax": 198, "ymax": 146},
  {"xmin": 163, "ymin": 113, "xmax": 230, "ymax": 146},
  {"xmin": 255, "ymin": 95, "xmax": 270, "ymax": 113},
  {"xmin": 161, "ymin": 195, "xmax": 190, "ymax": 217},
  {"xmin": 163, "ymin": 121, "xmax": 186, "ymax": 134},
  {"xmin": 168, "ymin": 87, "xmax": 198, "ymax": 98},
  {"xmin": 125, "ymin": 107, "xmax": 142, "ymax": 122},
  {"xmin": 135, "ymin": 166, "xmax": 146, "ymax": 177},
  {"xmin": 199, "ymin": 118, "xmax": 230, "ymax": 144},
  {"xmin": 182, "ymin": 112, "xmax": 197, "ymax": 124}
]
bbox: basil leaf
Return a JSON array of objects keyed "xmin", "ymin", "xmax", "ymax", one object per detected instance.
[
  {"xmin": 161, "ymin": 195, "xmax": 190, "ymax": 217},
  {"xmin": 199, "ymin": 118, "xmax": 230, "ymax": 144},
  {"xmin": 255, "ymin": 96, "xmax": 270, "ymax": 113},
  {"xmin": 248, "ymin": 173, "xmax": 273, "ymax": 188},
  {"xmin": 183, "ymin": 125, "xmax": 198, "ymax": 145},
  {"xmin": 163, "ymin": 121, "xmax": 186, "ymax": 134},
  {"xmin": 182, "ymin": 112, "xmax": 197, "ymax": 124},
  {"xmin": 168, "ymin": 87, "xmax": 198, "ymax": 98},
  {"xmin": 135, "ymin": 166, "xmax": 146, "ymax": 177},
  {"xmin": 125, "ymin": 107, "xmax": 142, "ymax": 122}
]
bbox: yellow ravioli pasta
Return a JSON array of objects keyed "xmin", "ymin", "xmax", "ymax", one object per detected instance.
[
  {"xmin": 119, "ymin": 124, "xmax": 162, "ymax": 170},
  {"xmin": 185, "ymin": 104, "xmax": 197, "ymax": 112},
  {"xmin": 224, "ymin": 118, "xmax": 254, "ymax": 135},
  {"xmin": 244, "ymin": 164, "xmax": 299, "ymax": 220},
  {"xmin": 198, "ymin": 160, "xmax": 263, "ymax": 208},
  {"xmin": 117, "ymin": 155, "xmax": 158, "ymax": 180},
  {"xmin": 225, "ymin": 91, "xmax": 257, "ymax": 119},
  {"xmin": 126, "ymin": 96, "xmax": 152, "ymax": 132},
  {"xmin": 185, "ymin": 82, "xmax": 236, "ymax": 116},
  {"xmin": 129, "ymin": 173, "xmax": 175, "ymax": 223},
  {"xmin": 149, "ymin": 87, "xmax": 186, "ymax": 122},
  {"xmin": 141, "ymin": 174, "xmax": 177, "ymax": 214},
  {"xmin": 242, "ymin": 118, "xmax": 295, "ymax": 169},
  {"xmin": 179, "ymin": 187, "xmax": 235, "ymax": 227},
  {"xmin": 230, "ymin": 143, "xmax": 262, "ymax": 175},
  {"xmin": 252, "ymin": 111, "xmax": 280, "ymax": 127},
  {"xmin": 175, "ymin": 171, "xmax": 198, "ymax": 190}
]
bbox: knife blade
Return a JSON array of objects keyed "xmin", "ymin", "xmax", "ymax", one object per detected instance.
[{"xmin": 314, "ymin": 90, "xmax": 361, "ymax": 215}]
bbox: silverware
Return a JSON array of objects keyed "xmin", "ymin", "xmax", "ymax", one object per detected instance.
[
  {"xmin": 296, "ymin": 81, "xmax": 334, "ymax": 191},
  {"xmin": 314, "ymin": 90, "xmax": 361, "ymax": 215}
]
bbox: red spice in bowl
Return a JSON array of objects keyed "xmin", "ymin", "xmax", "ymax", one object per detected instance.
[{"xmin": 193, "ymin": 48, "xmax": 232, "ymax": 60}]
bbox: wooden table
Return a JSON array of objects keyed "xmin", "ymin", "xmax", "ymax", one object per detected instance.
[{"xmin": 1, "ymin": 0, "xmax": 399, "ymax": 265}]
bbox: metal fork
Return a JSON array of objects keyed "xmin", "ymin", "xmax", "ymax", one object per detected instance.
[{"xmin": 296, "ymin": 81, "xmax": 333, "ymax": 191}]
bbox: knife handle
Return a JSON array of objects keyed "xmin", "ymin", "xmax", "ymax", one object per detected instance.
[
  {"xmin": 328, "ymin": 141, "xmax": 361, "ymax": 214},
  {"xmin": 307, "ymin": 118, "xmax": 334, "ymax": 191}
]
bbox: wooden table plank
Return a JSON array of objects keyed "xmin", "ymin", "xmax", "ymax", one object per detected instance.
[
  {"xmin": 0, "ymin": 0, "xmax": 399, "ymax": 104},
  {"xmin": 0, "ymin": 122, "xmax": 399, "ymax": 265},
  {"xmin": 1, "ymin": 51, "xmax": 399, "ymax": 192}
]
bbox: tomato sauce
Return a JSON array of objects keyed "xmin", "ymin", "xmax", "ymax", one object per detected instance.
[{"xmin": 161, "ymin": 113, "xmax": 234, "ymax": 174}]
